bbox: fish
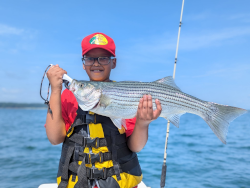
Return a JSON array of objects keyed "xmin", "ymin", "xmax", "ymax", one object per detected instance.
[{"xmin": 66, "ymin": 76, "xmax": 248, "ymax": 144}]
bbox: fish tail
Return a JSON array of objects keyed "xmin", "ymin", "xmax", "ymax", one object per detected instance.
[{"xmin": 202, "ymin": 102, "xmax": 248, "ymax": 144}]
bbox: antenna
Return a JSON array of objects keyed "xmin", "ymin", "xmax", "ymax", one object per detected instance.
[{"xmin": 160, "ymin": 0, "xmax": 185, "ymax": 187}]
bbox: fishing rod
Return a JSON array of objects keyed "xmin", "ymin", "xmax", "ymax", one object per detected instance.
[{"xmin": 160, "ymin": 0, "xmax": 185, "ymax": 187}]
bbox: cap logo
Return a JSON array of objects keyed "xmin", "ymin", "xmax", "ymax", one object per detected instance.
[{"xmin": 89, "ymin": 34, "xmax": 108, "ymax": 45}]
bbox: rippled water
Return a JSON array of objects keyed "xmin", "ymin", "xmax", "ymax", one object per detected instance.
[{"xmin": 0, "ymin": 109, "xmax": 249, "ymax": 188}]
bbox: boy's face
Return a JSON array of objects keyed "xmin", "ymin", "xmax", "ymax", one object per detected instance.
[{"xmin": 83, "ymin": 48, "xmax": 116, "ymax": 82}]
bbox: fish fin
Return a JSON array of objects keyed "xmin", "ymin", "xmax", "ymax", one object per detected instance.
[
  {"xmin": 202, "ymin": 102, "xmax": 248, "ymax": 144},
  {"xmin": 163, "ymin": 113, "xmax": 185, "ymax": 128},
  {"xmin": 122, "ymin": 119, "xmax": 127, "ymax": 130},
  {"xmin": 110, "ymin": 117, "xmax": 126, "ymax": 130},
  {"xmin": 78, "ymin": 100, "xmax": 99, "ymax": 111},
  {"xmin": 154, "ymin": 76, "xmax": 181, "ymax": 91}
]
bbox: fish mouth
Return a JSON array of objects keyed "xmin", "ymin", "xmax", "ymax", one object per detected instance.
[{"xmin": 69, "ymin": 80, "xmax": 78, "ymax": 92}]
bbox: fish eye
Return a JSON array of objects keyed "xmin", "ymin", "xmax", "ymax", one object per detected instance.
[{"xmin": 79, "ymin": 83, "xmax": 84, "ymax": 87}]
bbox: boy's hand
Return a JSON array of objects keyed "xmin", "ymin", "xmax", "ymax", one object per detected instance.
[
  {"xmin": 128, "ymin": 95, "xmax": 161, "ymax": 152},
  {"xmin": 136, "ymin": 95, "xmax": 162, "ymax": 127},
  {"xmin": 46, "ymin": 64, "xmax": 67, "ymax": 93}
]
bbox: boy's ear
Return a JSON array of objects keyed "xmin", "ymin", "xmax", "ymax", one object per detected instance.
[
  {"xmin": 82, "ymin": 64, "xmax": 86, "ymax": 70},
  {"xmin": 111, "ymin": 58, "xmax": 116, "ymax": 69}
]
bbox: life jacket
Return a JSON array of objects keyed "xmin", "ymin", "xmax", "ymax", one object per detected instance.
[{"xmin": 57, "ymin": 106, "xmax": 143, "ymax": 188}]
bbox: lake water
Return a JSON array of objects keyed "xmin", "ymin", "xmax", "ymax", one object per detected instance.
[{"xmin": 0, "ymin": 109, "xmax": 249, "ymax": 188}]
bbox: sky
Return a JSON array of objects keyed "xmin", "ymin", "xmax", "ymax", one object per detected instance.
[{"xmin": 0, "ymin": 0, "xmax": 250, "ymax": 109}]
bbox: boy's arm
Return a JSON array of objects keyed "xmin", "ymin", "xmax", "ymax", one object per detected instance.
[
  {"xmin": 127, "ymin": 95, "xmax": 162, "ymax": 152},
  {"xmin": 45, "ymin": 65, "xmax": 67, "ymax": 145}
]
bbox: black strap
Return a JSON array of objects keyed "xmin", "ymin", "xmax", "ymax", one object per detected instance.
[
  {"xmin": 76, "ymin": 146, "xmax": 132, "ymax": 164},
  {"xmin": 111, "ymin": 130, "xmax": 121, "ymax": 181},
  {"xmin": 58, "ymin": 180, "xmax": 68, "ymax": 188},
  {"xmin": 66, "ymin": 133, "xmax": 127, "ymax": 148},
  {"xmin": 71, "ymin": 111, "xmax": 89, "ymax": 128},
  {"xmin": 85, "ymin": 113, "xmax": 95, "ymax": 124},
  {"xmin": 73, "ymin": 146, "xmax": 84, "ymax": 162},
  {"xmin": 70, "ymin": 112, "xmax": 95, "ymax": 129},
  {"xmin": 68, "ymin": 135, "xmax": 104, "ymax": 148},
  {"xmin": 58, "ymin": 145, "xmax": 74, "ymax": 188},
  {"xmin": 73, "ymin": 116, "xmax": 87, "ymax": 127},
  {"xmin": 74, "ymin": 156, "xmax": 88, "ymax": 188},
  {"xmin": 79, "ymin": 153, "xmax": 103, "ymax": 164}
]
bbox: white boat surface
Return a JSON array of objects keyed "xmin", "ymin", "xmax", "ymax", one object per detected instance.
[{"xmin": 38, "ymin": 181, "xmax": 150, "ymax": 188}]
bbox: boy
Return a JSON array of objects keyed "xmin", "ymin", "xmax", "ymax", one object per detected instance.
[{"xmin": 46, "ymin": 33, "xmax": 162, "ymax": 188}]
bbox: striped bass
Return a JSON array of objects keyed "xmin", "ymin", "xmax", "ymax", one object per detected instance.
[{"xmin": 66, "ymin": 76, "xmax": 247, "ymax": 144}]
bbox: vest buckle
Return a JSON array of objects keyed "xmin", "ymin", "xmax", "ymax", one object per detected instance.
[
  {"xmin": 86, "ymin": 137, "xmax": 100, "ymax": 148},
  {"xmin": 90, "ymin": 167, "xmax": 106, "ymax": 180},
  {"xmin": 89, "ymin": 153, "xmax": 101, "ymax": 164}
]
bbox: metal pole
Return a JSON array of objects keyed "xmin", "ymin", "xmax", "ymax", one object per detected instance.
[
  {"xmin": 160, "ymin": 0, "xmax": 185, "ymax": 187},
  {"xmin": 173, "ymin": 0, "xmax": 185, "ymax": 80}
]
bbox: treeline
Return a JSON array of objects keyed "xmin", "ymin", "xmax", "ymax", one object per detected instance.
[{"xmin": 0, "ymin": 102, "xmax": 47, "ymax": 108}]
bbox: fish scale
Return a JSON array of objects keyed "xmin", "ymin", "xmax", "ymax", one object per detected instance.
[
  {"xmin": 69, "ymin": 76, "xmax": 248, "ymax": 144},
  {"xmin": 104, "ymin": 84, "xmax": 206, "ymax": 114}
]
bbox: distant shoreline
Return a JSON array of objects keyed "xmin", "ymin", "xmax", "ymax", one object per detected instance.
[
  {"xmin": 0, "ymin": 107, "xmax": 47, "ymax": 109},
  {"xmin": 0, "ymin": 102, "xmax": 47, "ymax": 109}
]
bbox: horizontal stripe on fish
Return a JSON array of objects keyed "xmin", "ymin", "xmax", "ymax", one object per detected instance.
[{"xmin": 102, "ymin": 88, "xmax": 208, "ymax": 113}]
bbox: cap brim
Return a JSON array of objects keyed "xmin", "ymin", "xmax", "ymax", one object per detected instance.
[{"xmin": 82, "ymin": 46, "xmax": 116, "ymax": 57}]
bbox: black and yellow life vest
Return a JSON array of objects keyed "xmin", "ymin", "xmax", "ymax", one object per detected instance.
[{"xmin": 57, "ymin": 106, "xmax": 143, "ymax": 188}]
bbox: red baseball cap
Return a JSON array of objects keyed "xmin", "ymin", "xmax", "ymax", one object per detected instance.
[{"xmin": 81, "ymin": 32, "xmax": 116, "ymax": 57}]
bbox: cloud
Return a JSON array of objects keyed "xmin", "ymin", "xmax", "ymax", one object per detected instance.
[
  {"xmin": 0, "ymin": 24, "xmax": 24, "ymax": 35},
  {"xmin": 185, "ymin": 11, "xmax": 211, "ymax": 21},
  {"xmin": 0, "ymin": 23, "xmax": 38, "ymax": 54},
  {"xmin": 128, "ymin": 12, "xmax": 250, "ymax": 53},
  {"xmin": 180, "ymin": 27, "xmax": 250, "ymax": 50},
  {"xmin": 4, "ymin": 71, "xmax": 25, "ymax": 80},
  {"xmin": 185, "ymin": 11, "xmax": 250, "ymax": 23},
  {"xmin": 191, "ymin": 64, "xmax": 250, "ymax": 78},
  {"xmin": 123, "ymin": 26, "xmax": 250, "ymax": 57},
  {"xmin": 228, "ymin": 13, "xmax": 250, "ymax": 23}
]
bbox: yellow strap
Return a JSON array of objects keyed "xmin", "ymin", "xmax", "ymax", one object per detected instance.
[
  {"xmin": 66, "ymin": 126, "xmax": 74, "ymax": 137},
  {"xmin": 57, "ymin": 175, "xmax": 78, "ymax": 188},
  {"xmin": 89, "ymin": 111, "xmax": 95, "ymax": 115},
  {"xmin": 118, "ymin": 126, "xmax": 126, "ymax": 134},
  {"xmin": 112, "ymin": 173, "xmax": 143, "ymax": 188},
  {"xmin": 85, "ymin": 123, "xmax": 114, "ymax": 168}
]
